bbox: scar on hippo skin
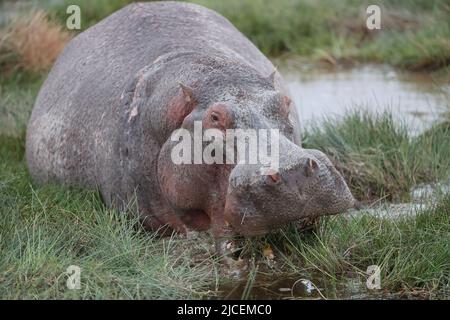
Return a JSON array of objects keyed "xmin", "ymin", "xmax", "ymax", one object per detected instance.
[{"xmin": 126, "ymin": 66, "xmax": 155, "ymax": 122}]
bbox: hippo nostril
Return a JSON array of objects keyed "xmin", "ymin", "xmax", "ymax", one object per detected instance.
[{"xmin": 265, "ymin": 169, "xmax": 281, "ymax": 184}]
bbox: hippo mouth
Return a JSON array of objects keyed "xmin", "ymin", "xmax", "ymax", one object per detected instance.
[
  {"xmin": 223, "ymin": 188, "xmax": 358, "ymax": 237},
  {"xmin": 223, "ymin": 195, "xmax": 289, "ymax": 237},
  {"xmin": 223, "ymin": 196, "xmax": 265, "ymax": 236}
]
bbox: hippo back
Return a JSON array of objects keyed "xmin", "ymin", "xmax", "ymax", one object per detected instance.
[{"xmin": 26, "ymin": 2, "xmax": 285, "ymax": 186}]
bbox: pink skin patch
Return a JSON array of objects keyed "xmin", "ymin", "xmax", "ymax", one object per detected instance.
[
  {"xmin": 166, "ymin": 87, "xmax": 196, "ymax": 128},
  {"xmin": 280, "ymin": 96, "xmax": 292, "ymax": 118}
]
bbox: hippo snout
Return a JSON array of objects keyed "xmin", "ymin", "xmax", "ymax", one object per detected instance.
[{"xmin": 224, "ymin": 148, "xmax": 356, "ymax": 236}]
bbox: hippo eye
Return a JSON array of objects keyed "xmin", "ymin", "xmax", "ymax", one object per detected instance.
[{"xmin": 211, "ymin": 113, "xmax": 219, "ymax": 122}]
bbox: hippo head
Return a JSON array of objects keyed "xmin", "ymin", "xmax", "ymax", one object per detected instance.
[{"xmin": 156, "ymin": 54, "xmax": 356, "ymax": 237}]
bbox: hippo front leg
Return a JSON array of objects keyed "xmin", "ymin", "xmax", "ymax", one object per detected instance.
[
  {"xmin": 294, "ymin": 217, "xmax": 319, "ymax": 234},
  {"xmin": 208, "ymin": 200, "xmax": 246, "ymax": 273},
  {"xmin": 210, "ymin": 207, "xmax": 235, "ymax": 259},
  {"xmin": 211, "ymin": 219, "xmax": 247, "ymax": 276}
]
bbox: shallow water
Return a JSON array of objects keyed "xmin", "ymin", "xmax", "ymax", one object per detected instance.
[
  {"xmin": 218, "ymin": 270, "xmax": 385, "ymax": 300},
  {"xmin": 280, "ymin": 64, "xmax": 449, "ymax": 132}
]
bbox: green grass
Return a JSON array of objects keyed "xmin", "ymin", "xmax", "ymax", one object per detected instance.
[
  {"xmin": 0, "ymin": 73, "xmax": 43, "ymax": 136},
  {"xmin": 0, "ymin": 130, "xmax": 448, "ymax": 298},
  {"xmin": 0, "ymin": 74, "xmax": 449, "ymax": 298},
  {"xmin": 265, "ymin": 193, "xmax": 450, "ymax": 299},
  {"xmin": 27, "ymin": 0, "xmax": 447, "ymax": 73},
  {"xmin": 302, "ymin": 109, "xmax": 450, "ymax": 201},
  {"xmin": 193, "ymin": 0, "xmax": 450, "ymax": 71},
  {"xmin": 0, "ymin": 135, "xmax": 219, "ymax": 299},
  {"xmin": 361, "ymin": 15, "xmax": 450, "ymax": 71},
  {"xmin": 0, "ymin": 1, "xmax": 448, "ymax": 75},
  {"xmin": 41, "ymin": 0, "xmax": 138, "ymax": 30}
]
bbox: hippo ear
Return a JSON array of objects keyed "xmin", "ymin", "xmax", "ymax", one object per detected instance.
[
  {"xmin": 304, "ymin": 158, "xmax": 319, "ymax": 177},
  {"xmin": 179, "ymin": 83, "xmax": 195, "ymax": 104},
  {"xmin": 165, "ymin": 83, "xmax": 197, "ymax": 129},
  {"xmin": 280, "ymin": 95, "xmax": 292, "ymax": 117},
  {"xmin": 284, "ymin": 95, "xmax": 292, "ymax": 107},
  {"xmin": 266, "ymin": 70, "xmax": 277, "ymax": 87}
]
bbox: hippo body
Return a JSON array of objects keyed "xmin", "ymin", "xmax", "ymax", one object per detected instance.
[{"xmin": 27, "ymin": 2, "xmax": 355, "ymax": 249}]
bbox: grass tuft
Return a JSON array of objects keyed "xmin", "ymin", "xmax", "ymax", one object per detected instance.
[
  {"xmin": 263, "ymin": 194, "xmax": 450, "ymax": 298},
  {"xmin": 0, "ymin": 10, "xmax": 71, "ymax": 74},
  {"xmin": 302, "ymin": 109, "xmax": 450, "ymax": 201}
]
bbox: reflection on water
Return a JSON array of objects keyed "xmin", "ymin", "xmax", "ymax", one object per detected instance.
[
  {"xmin": 280, "ymin": 64, "xmax": 449, "ymax": 132},
  {"xmin": 217, "ymin": 270, "xmax": 385, "ymax": 300}
]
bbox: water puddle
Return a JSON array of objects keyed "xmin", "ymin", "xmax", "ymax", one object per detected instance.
[
  {"xmin": 279, "ymin": 64, "xmax": 449, "ymax": 132},
  {"xmin": 217, "ymin": 271, "xmax": 384, "ymax": 300},
  {"xmin": 347, "ymin": 182, "xmax": 450, "ymax": 219}
]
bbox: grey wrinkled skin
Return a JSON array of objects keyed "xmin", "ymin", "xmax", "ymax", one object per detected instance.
[{"xmin": 26, "ymin": 2, "xmax": 356, "ymax": 245}]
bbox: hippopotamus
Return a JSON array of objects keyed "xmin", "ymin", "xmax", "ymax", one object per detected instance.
[{"xmin": 26, "ymin": 2, "xmax": 356, "ymax": 256}]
